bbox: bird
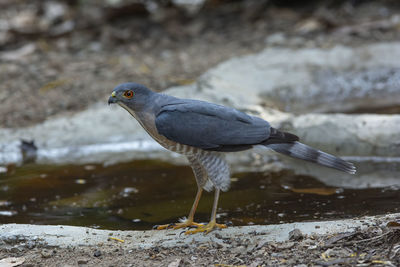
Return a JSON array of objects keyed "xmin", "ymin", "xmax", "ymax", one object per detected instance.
[{"xmin": 108, "ymin": 82, "xmax": 356, "ymax": 234}]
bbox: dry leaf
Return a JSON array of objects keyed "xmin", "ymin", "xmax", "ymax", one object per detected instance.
[
  {"xmin": 387, "ymin": 221, "xmax": 400, "ymax": 229},
  {"xmin": 290, "ymin": 187, "xmax": 339, "ymax": 196}
]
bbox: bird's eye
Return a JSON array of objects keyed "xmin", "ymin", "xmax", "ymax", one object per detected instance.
[{"xmin": 123, "ymin": 90, "xmax": 134, "ymax": 99}]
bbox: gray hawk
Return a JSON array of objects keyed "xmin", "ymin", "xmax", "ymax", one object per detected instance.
[{"xmin": 108, "ymin": 82, "xmax": 356, "ymax": 234}]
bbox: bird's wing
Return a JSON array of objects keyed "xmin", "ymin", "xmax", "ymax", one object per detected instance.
[{"xmin": 155, "ymin": 100, "xmax": 271, "ymax": 151}]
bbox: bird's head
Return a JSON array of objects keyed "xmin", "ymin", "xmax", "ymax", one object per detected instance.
[{"xmin": 108, "ymin": 82, "xmax": 154, "ymax": 112}]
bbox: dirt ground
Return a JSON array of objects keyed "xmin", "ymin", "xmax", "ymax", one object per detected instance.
[
  {"xmin": 1, "ymin": 0, "xmax": 400, "ymax": 128},
  {"xmin": 1, "ymin": 221, "xmax": 399, "ymax": 266}
]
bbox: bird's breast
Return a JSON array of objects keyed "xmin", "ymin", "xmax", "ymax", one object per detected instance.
[{"xmin": 135, "ymin": 111, "xmax": 199, "ymax": 155}]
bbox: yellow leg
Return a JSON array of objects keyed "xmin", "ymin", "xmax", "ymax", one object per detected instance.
[
  {"xmin": 155, "ymin": 187, "xmax": 204, "ymax": 230},
  {"xmin": 185, "ymin": 189, "xmax": 227, "ymax": 235}
]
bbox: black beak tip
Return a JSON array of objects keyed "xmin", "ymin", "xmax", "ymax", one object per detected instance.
[{"xmin": 108, "ymin": 96, "xmax": 115, "ymax": 105}]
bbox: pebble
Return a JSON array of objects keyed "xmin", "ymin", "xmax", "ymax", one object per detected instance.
[
  {"xmin": 77, "ymin": 258, "xmax": 89, "ymax": 264},
  {"xmin": 93, "ymin": 250, "xmax": 102, "ymax": 257},
  {"xmin": 41, "ymin": 249, "xmax": 52, "ymax": 258},
  {"xmin": 232, "ymin": 245, "xmax": 247, "ymax": 255},
  {"xmin": 289, "ymin": 228, "xmax": 303, "ymax": 241}
]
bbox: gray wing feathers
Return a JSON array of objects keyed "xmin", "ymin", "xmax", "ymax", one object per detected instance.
[
  {"xmin": 267, "ymin": 141, "xmax": 356, "ymax": 174},
  {"xmin": 155, "ymin": 101, "xmax": 271, "ymax": 150},
  {"xmin": 155, "ymin": 99, "xmax": 356, "ymax": 174}
]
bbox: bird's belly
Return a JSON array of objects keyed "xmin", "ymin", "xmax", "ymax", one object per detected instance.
[
  {"xmin": 139, "ymin": 120, "xmax": 199, "ymax": 155},
  {"xmin": 154, "ymin": 136, "xmax": 200, "ymax": 156},
  {"xmin": 134, "ymin": 111, "xmax": 201, "ymax": 156}
]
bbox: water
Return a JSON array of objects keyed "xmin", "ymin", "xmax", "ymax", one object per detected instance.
[{"xmin": 0, "ymin": 160, "xmax": 399, "ymax": 230}]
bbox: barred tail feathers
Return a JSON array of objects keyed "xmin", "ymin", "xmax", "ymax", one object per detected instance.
[{"xmin": 266, "ymin": 141, "xmax": 356, "ymax": 174}]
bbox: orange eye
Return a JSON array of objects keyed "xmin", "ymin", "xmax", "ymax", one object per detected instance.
[{"xmin": 123, "ymin": 90, "xmax": 134, "ymax": 99}]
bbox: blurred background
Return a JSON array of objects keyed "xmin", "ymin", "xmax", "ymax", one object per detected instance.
[
  {"xmin": 1, "ymin": 0, "xmax": 400, "ymax": 230},
  {"xmin": 1, "ymin": 0, "xmax": 400, "ymax": 128}
]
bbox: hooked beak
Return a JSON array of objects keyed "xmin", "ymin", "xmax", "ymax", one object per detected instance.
[{"xmin": 108, "ymin": 91, "xmax": 117, "ymax": 105}]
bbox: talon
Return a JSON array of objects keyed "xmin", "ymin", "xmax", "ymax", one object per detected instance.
[
  {"xmin": 179, "ymin": 231, "xmax": 186, "ymax": 237},
  {"xmin": 185, "ymin": 221, "xmax": 227, "ymax": 235},
  {"xmin": 154, "ymin": 220, "xmax": 204, "ymax": 231},
  {"xmin": 155, "ymin": 224, "xmax": 170, "ymax": 230}
]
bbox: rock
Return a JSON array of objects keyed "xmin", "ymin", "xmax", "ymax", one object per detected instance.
[
  {"xmin": 278, "ymin": 113, "xmax": 400, "ymax": 157},
  {"xmin": 0, "ymin": 257, "xmax": 25, "ymax": 267},
  {"xmin": 167, "ymin": 258, "xmax": 182, "ymax": 267},
  {"xmin": 0, "ymin": 31, "xmax": 12, "ymax": 46},
  {"xmin": 1, "ymin": 43, "xmax": 400, "ymax": 168},
  {"xmin": 0, "ymin": 213, "xmax": 397, "ymax": 250},
  {"xmin": 171, "ymin": 0, "xmax": 206, "ymax": 15},
  {"xmin": 43, "ymin": 1, "xmax": 69, "ymax": 24},
  {"xmin": 196, "ymin": 43, "xmax": 400, "ymax": 114},
  {"xmin": 20, "ymin": 140, "xmax": 37, "ymax": 164},
  {"xmin": 93, "ymin": 250, "xmax": 102, "ymax": 257},
  {"xmin": 295, "ymin": 18, "xmax": 324, "ymax": 33},
  {"xmin": 265, "ymin": 32, "xmax": 286, "ymax": 46},
  {"xmin": 0, "ymin": 44, "xmax": 36, "ymax": 62},
  {"xmin": 288, "ymin": 229, "xmax": 303, "ymax": 241},
  {"xmin": 41, "ymin": 249, "xmax": 52, "ymax": 258},
  {"xmin": 232, "ymin": 245, "xmax": 248, "ymax": 255},
  {"xmin": 77, "ymin": 258, "xmax": 89, "ymax": 264}
]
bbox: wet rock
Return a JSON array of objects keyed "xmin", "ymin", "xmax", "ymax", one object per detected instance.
[{"xmin": 20, "ymin": 139, "xmax": 37, "ymax": 164}]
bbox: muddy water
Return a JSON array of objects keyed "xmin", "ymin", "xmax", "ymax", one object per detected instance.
[{"xmin": 0, "ymin": 160, "xmax": 399, "ymax": 230}]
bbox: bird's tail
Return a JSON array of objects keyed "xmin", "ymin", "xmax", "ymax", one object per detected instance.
[
  {"xmin": 265, "ymin": 141, "xmax": 356, "ymax": 174},
  {"xmin": 262, "ymin": 128, "xmax": 355, "ymax": 174}
]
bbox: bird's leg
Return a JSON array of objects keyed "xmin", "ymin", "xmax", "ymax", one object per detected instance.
[
  {"xmin": 185, "ymin": 188, "xmax": 227, "ymax": 235},
  {"xmin": 155, "ymin": 187, "xmax": 204, "ymax": 230}
]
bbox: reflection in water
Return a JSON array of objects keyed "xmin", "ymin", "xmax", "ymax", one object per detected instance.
[{"xmin": 0, "ymin": 160, "xmax": 399, "ymax": 230}]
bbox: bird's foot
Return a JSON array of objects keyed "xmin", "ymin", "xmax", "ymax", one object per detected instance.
[
  {"xmin": 154, "ymin": 220, "xmax": 204, "ymax": 230},
  {"xmin": 184, "ymin": 221, "xmax": 226, "ymax": 235}
]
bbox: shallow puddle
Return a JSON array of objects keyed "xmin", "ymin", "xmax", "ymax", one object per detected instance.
[{"xmin": 0, "ymin": 160, "xmax": 399, "ymax": 230}]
